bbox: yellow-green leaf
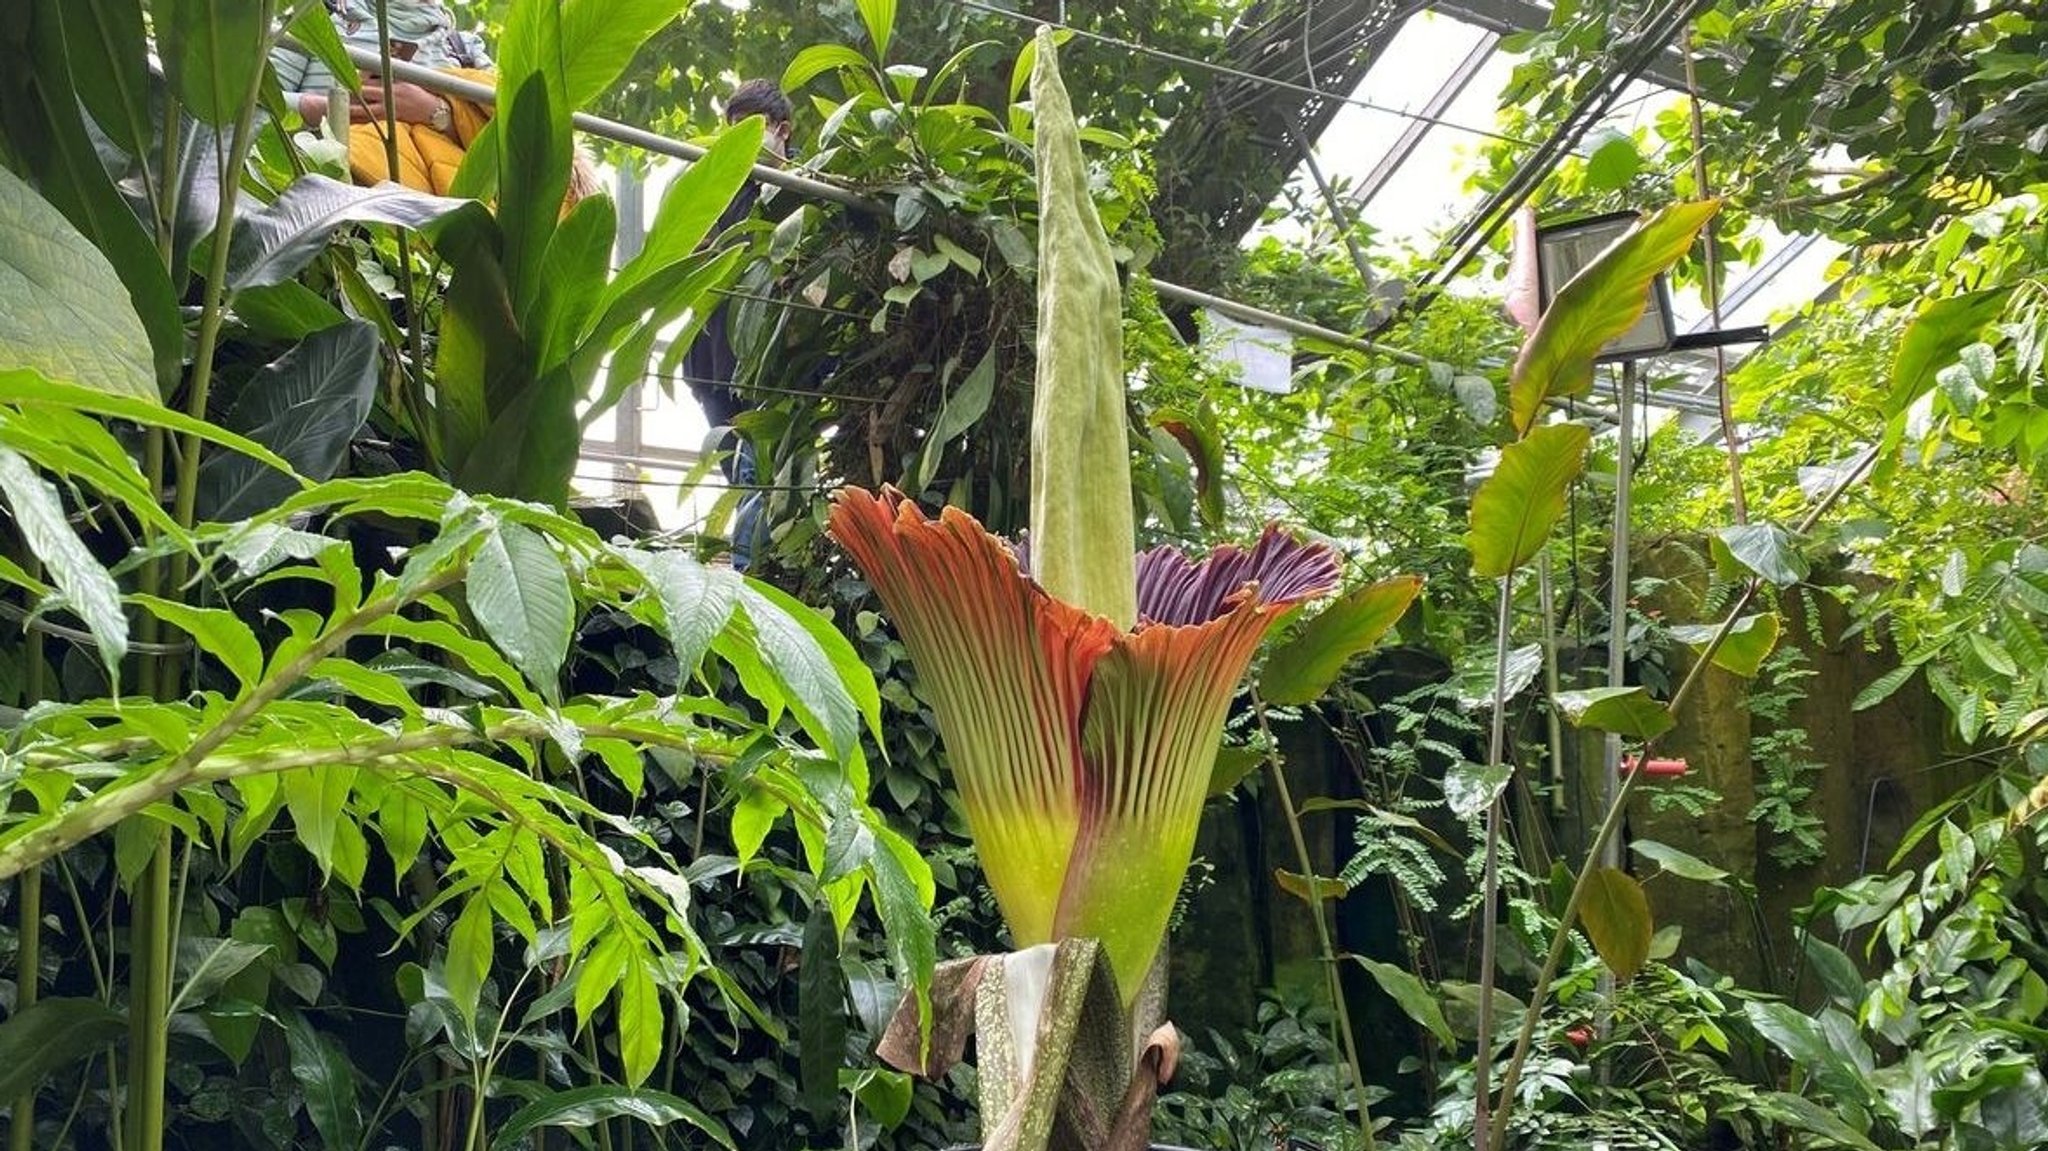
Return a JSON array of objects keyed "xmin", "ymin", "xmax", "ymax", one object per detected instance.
[
  {"xmin": 1259, "ymin": 575, "xmax": 1422, "ymax": 704},
  {"xmin": 1509, "ymin": 201, "xmax": 1720, "ymax": 437},
  {"xmin": 1668, "ymin": 612, "xmax": 1781, "ymax": 678},
  {"xmin": 1554, "ymin": 685, "xmax": 1675, "ymax": 740},
  {"xmin": 1468, "ymin": 424, "xmax": 1591, "ymax": 578},
  {"xmin": 1579, "ymin": 865, "xmax": 1653, "ymax": 981}
]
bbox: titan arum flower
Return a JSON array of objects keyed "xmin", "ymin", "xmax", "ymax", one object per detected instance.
[{"xmin": 828, "ymin": 28, "xmax": 1340, "ymax": 1003}]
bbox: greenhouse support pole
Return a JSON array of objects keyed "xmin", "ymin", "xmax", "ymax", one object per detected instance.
[{"xmin": 1602, "ymin": 358, "xmax": 1635, "ymax": 872}]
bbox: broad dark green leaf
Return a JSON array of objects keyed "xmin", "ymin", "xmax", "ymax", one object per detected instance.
[
  {"xmin": 284, "ymin": 1011, "xmax": 363, "ymax": 1151},
  {"xmin": 622, "ymin": 549, "xmax": 741, "ymax": 677},
  {"xmin": 1206, "ymin": 746, "xmax": 1266, "ymax": 797},
  {"xmin": 1150, "ymin": 406, "xmax": 1227, "ymax": 527},
  {"xmin": 171, "ymin": 936, "xmax": 273, "ymax": 1013},
  {"xmin": 279, "ymin": 765, "xmax": 357, "ymax": 882},
  {"xmin": 1554, "ymin": 685, "xmax": 1674, "ymax": 739},
  {"xmin": 0, "ymin": 446, "xmax": 126, "ymax": 683},
  {"xmin": 230, "ymin": 281, "xmax": 349, "ymax": 342},
  {"xmin": 1509, "ymin": 200, "xmax": 1719, "ymax": 436},
  {"xmin": 196, "ymin": 320, "xmax": 379, "ymax": 520},
  {"xmin": 0, "ymin": 165, "xmax": 157, "ymax": 403},
  {"xmin": 1885, "ymin": 287, "xmax": 2014, "ymax": 415},
  {"xmin": 227, "ymin": 175, "xmax": 481, "ymax": 290},
  {"xmin": 0, "ymin": 998, "xmax": 125, "ymax": 1101},
  {"xmin": 496, "ymin": 73, "xmax": 573, "ymax": 321},
  {"xmin": 866, "ymin": 823, "xmax": 937, "ymax": 1034},
  {"xmin": 1353, "ymin": 956, "xmax": 1455, "ymax": 1048},
  {"xmin": 1579, "ymin": 865, "xmax": 1653, "ymax": 981},
  {"xmin": 799, "ymin": 904, "xmax": 847, "ymax": 1120},
  {"xmin": 155, "ymin": 0, "xmax": 267, "ymax": 125},
  {"xmin": 468, "ymin": 523, "xmax": 574, "ymax": 701},
  {"xmin": 1468, "ymin": 423, "xmax": 1592, "ymax": 577},
  {"xmin": 1745, "ymin": 1001, "xmax": 1874, "ymax": 1107},
  {"xmin": 1260, "ymin": 575, "xmax": 1423, "ymax": 704},
  {"xmin": 1800, "ymin": 934, "xmax": 1865, "ymax": 1008},
  {"xmin": 1753, "ymin": 1091, "xmax": 1884, "ymax": 1151},
  {"xmin": 444, "ymin": 894, "xmax": 495, "ymax": 1027},
  {"xmin": 56, "ymin": 0, "xmax": 153, "ymax": 156},
  {"xmin": 529, "ymin": 193, "xmax": 618, "ymax": 372},
  {"xmin": 1629, "ymin": 839, "xmax": 1729, "ymax": 883},
  {"xmin": 1667, "ymin": 612, "xmax": 1781, "ymax": 678},
  {"xmin": 497, "ymin": 1085, "xmax": 735, "ymax": 1149}
]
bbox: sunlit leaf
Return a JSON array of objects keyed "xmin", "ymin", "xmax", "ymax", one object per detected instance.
[
  {"xmin": 1508, "ymin": 200, "xmax": 1719, "ymax": 436},
  {"xmin": 1259, "ymin": 575, "xmax": 1423, "ymax": 705},
  {"xmin": 1666, "ymin": 612, "xmax": 1782, "ymax": 678},
  {"xmin": 1716, "ymin": 522, "xmax": 1809, "ymax": 587},
  {"xmin": 1554, "ymin": 685, "xmax": 1675, "ymax": 740},
  {"xmin": 1443, "ymin": 761, "xmax": 1512, "ymax": 819},
  {"xmin": 1468, "ymin": 424, "xmax": 1592, "ymax": 577}
]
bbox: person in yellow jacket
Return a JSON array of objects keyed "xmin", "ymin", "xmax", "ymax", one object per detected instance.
[{"xmin": 271, "ymin": 0, "xmax": 494, "ymax": 195}]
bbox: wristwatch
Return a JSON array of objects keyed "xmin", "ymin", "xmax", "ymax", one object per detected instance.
[{"xmin": 429, "ymin": 96, "xmax": 453, "ymax": 134}]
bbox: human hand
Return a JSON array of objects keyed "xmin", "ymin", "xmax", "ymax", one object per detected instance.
[{"xmin": 356, "ymin": 78, "xmax": 449, "ymax": 126}]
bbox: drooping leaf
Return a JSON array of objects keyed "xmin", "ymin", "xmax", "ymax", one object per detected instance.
[
  {"xmin": 1554, "ymin": 685, "xmax": 1675, "ymax": 740},
  {"xmin": 227, "ymin": 176, "xmax": 482, "ymax": 290},
  {"xmin": 195, "ymin": 320, "xmax": 379, "ymax": 520},
  {"xmin": 1508, "ymin": 200, "xmax": 1720, "ymax": 436},
  {"xmin": 1629, "ymin": 839, "xmax": 1729, "ymax": 883},
  {"xmin": 1275, "ymin": 869, "xmax": 1350, "ymax": 903},
  {"xmin": 912, "ymin": 348, "xmax": 996, "ymax": 495},
  {"xmin": 1667, "ymin": 612, "xmax": 1781, "ymax": 678},
  {"xmin": 736, "ymin": 583, "xmax": 866, "ymax": 760},
  {"xmin": 0, "ymin": 164, "xmax": 157, "ymax": 403},
  {"xmin": 1206, "ymin": 746, "xmax": 1266, "ymax": 797},
  {"xmin": 1353, "ymin": 956, "xmax": 1456, "ymax": 1048},
  {"xmin": 0, "ymin": 997, "xmax": 126, "ymax": 1101},
  {"xmin": 0, "ymin": 375, "xmax": 296, "ymax": 477},
  {"xmin": 1579, "ymin": 866, "xmax": 1653, "ymax": 981},
  {"xmin": 129, "ymin": 594, "xmax": 263, "ymax": 692},
  {"xmin": 279, "ymin": 766, "xmax": 358, "ymax": 882},
  {"xmin": 496, "ymin": 1085, "xmax": 735, "ymax": 1149},
  {"xmin": 1150, "ymin": 407, "xmax": 1227, "ymax": 527},
  {"xmin": 783, "ymin": 44, "xmax": 876, "ymax": 92},
  {"xmin": 1716, "ymin": 522, "xmax": 1810, "ymax": 587},
  {"xmin": 284, "ymin": 1011, "xmax": 363, "ymax": 1151},
  {"xmin": 0, "ymin": 446, "xmax": 126, "ymax": 683},
  {"xmin": 616, "ymin": 950, "xmax": 663, "ymax": 1086},
  {"xmin": 443, "ymin": 894, "xmax": 495, "ymax": 1027},
  {"xmin": 1259, "ymin": 575, "xmax": 1423, "ymax": 705},
  {"xmin": 1455, "ymin": 642, "xmax": 1544, "ymax": 711},
  {"xmin": 55, "ymin": 0, "xmax": 154, "ymax": 156},
  {"xmin": 170, "ymin": 936, "xmax": 274, "ymax": 1014},
  {"xmin": 1468, "ymin": 423, "xmax": 1592, "ymax": 578},
  {"xmin": 1852, "ymin": 662, "xmax": 1921, "ymax": 711},
  {"xmin": 154, "ymin": 0, "xmax": 266, "ymax": 124},
  {"xmin": 799, "ymin": 904, "xmax": 847, "ymax": 1120},
  {"xmin": 467, "ymin": 523, "xmax": 574, "ymax": 701}
]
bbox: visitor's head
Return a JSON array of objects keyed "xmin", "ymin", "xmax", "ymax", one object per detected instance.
[{"xmin": 727, "ymin": 78, "xmax": 794, "ymax": 159}]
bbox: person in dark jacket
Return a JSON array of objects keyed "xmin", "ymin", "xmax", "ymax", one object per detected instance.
[{"xmin": 684, "ymin": 79, "xmax": 794, "ymax": 571}]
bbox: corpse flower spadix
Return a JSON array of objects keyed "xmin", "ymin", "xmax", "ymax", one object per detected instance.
[{"xmin": 829, "ymin": 496, "xmax": 1337, "ymax": 998}]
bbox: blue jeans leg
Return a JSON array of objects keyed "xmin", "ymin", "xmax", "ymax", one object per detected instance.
[{"xmin": 732, "ymin": 437, "xmax": 761, "ymax": 573}]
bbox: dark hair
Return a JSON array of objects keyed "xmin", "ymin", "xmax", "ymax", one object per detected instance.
[{"xmin": 726, "ymin": 78, "xmax": 792, "ymax": 126}]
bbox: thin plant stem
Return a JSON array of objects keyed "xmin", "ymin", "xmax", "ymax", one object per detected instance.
[
  {"xmin": 373, "ymin": 0, "xmax": 435, "ymax": 450},
  {"xmin": 10, "ymin": 576, "xmax": 47, "ymax": 1150},
  {"xmin": 1681, "ymin": 23, "xmax": 1746, "ymax": 525},
  {"xmin": 1253, "ymin": 696, "xmax": 1379, "ymax": 1151},
  {"xmin": 1471, "ymin": 574, "xmax": 1514, "ymax": 1150},
  {"xmin": 1482, "ymin": 445, "xmax": 1879, "ymax": 1151}
]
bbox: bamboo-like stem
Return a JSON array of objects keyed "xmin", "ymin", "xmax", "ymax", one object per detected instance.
[
  {"xmin": 1482, "ymin": 446, "xmax": 1879, "ymax": 1151},
  {"xmin": 1254, "ymin": 697, "xmax": 1379, "ymax": 1151},
  {"xmin": 1470, "ymin": 575, "xmax": 1514, "ymax": 1149},
  {"xmin": 372, "ymin": 0, "xmax": 434, "ymax": 451}
]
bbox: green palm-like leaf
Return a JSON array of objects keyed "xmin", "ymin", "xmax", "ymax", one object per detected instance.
[{"xmin": 1508, "ymin": 200, "xmax": 1720, "ymax": 437}]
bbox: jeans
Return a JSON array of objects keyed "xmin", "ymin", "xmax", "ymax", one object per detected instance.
[{"xmin": 731, "ymin": 436, "xmax": 762, "ymax": 573}]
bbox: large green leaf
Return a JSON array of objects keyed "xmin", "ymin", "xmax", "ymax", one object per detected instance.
[
  {"xmin": 911, "ymin": 347, "xmax": 996, "ymax": 496},
  {"xmin": 622, "ymin": 550, "xmax": 741, "ymax": 677},
  {"xmin": 783, "ymin": 44, "xmax": 877, "ymax": 91},
  {"xmin": 585, "ymin": 117, "xmax": 766, "ymax": 344},
  {"xmin": 4, "ymin": 1, "xmax": 183, "ymax": 388},
  {"xmin": 467, "ymin": 523, "xmax": 574, "ymax": 700},
  {"xmin": 1467, "ymin": 423, "xmax": 1591, "ymax": 578},
  {"xmin": 1885, "ymin": 287, "xmax": 2014, "ymax": 415},
  {"xmin": 1630, "ymin": 839, "xmax": 1730, "ymax": 883},
  {"xmin": 154, "ymin": 0, "xmax": 267, "ymax": 125},
  {"xmin": 1259, "ymin": 575, "xmax": 1423, "ymax": 704},
  {"xmin": 1353, "ymin": 956, "xmax": 1455, "ymax": 1048},
  {"xmin": 1578, "ymin": 865, "xmax": 1653, "ymax": 981},
  {"xmin": 497, "ymin": 1085, "xmax": 735, "ymax": 1149},
  {"xmin": 0, "ymin": 446, "xmax": 127, "ymax": 683},
  {"xmin": 0, "ymin": 164, "xmax": 157, "ymax": 404},
  {"xmin": 56, "ymin": 0, "xmax": 154, "ymax": 157},
  {"xmin": 799, "ymin": 904, "xmax": 847, "ymax": 1120},
  {"xmin": 0, "ymin": 997, "xmax": 126, "ymax": 1101},
  {"xmin": 130, "ymin": 594, "xmax": 263, "ymax": 692},
  {"xmin": 528, "ymin": 193, "xmax": 618, "ymax": 373},
  {"xmin": 496, "ymin": 72, "xmax": 573, "ymax": 322},
  {"xmin": 195, "ymin": 320, "xmax": 379, "ymax": 520},
  {"xmin": 855, "ymin": 0, "xmax": 897, "ymax": 57},
  {"xmin": 1554, "ymin": 685, "xmax": 1675, "ymax": 740},
  {"xmin": 279, "ymin": 765, "xmax": 358, "ymax": 882},
  {"xmin": 1508, "ymin": 200, "xmax": 1719, "ymax": 436},
  {"xmin": 736, "ymin": 582, "xmax": 870, "ymax": 759},
  {"xmin": 0, "ymin": 374, "xmax": 298, "ymax": 478},
  {"xmin": 227, "ymin": 175, "xmax": 482, "ymax": 290},
  {"xmin": 443, "ymin": 894, "xmax": 494, "ymax": 1026},
  {"xmin": 281, "ymin": 0, "xmax": 360, "ymax": 95},
  {"xmin": 1667, "ymin": 612, "xmax": 1782, "ymax": 678},
  {"xmin": 284, "ymin": 1011, "xmax": 363, "ymax": 1151}
]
